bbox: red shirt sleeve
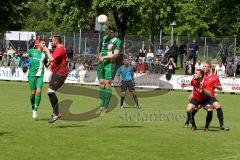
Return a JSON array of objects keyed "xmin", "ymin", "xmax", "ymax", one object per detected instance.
[
  {"xmin": 191, "ymin": 79, "xmax": 197, "ymax": 87},
  {"xmin": 215, "ymin": 76, "xmax": 221, "ymax": 87}
]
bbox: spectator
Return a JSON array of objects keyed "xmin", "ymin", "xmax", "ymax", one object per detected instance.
[
  {"xmin": 10, "ymin": 53, "xmax": 20, "ymax": 75},
  {"xmin": 188, "ymin": 39, "xmax": 199, "ymax": 65},
  {"xmin": 1, "ymin": 52, "xmax": 8, "ymax": 67},
  {"xmin": 28, "ymin": 34, "xmax": 35, "ymax": 50},
  {"xmin": 156, "ymin": 45, "xmax": 163, "ymax": 59},
  {"xmin": 137, "ymin": 47, "xmax": 146, "ymax": 74},
  {"xmin": 169, "ymin": 41, "xmax": 179, "ymax": 65},
  {"xmin": 137, "ymin": 58, "xmax": 145, "ymax": 74},
  {"xmin": 7, "ymin": 46, "xmax": 15, "ymax": 66},
  {"xmin": 146, "ymin": 48, "xmax": 154, "ymax": 73},
  {"xmin": 214, "ymin": 61, "xmax": 226, "ymax": 78},
  {"xmin": 87, "ymin": 57, "xmax": 93, "ymax": 70},
  {"xmin": 220, "ymin": 45, "xmax": 228, "ymax": 65},
  {"xmin": 165, "ymin": 58, "xmax": 176, "ymax": 80},
  {"xmin": 226, "ymin": 52, "xmax": 235, "ymax": 64},
  {"xmin": 66, "ymin": 47, "xmax": 73, "ymax": 60},
  {"xmin": 0, "ymin": 45, "xmax": 3, "ymax": 63},
  {"xmin": 129, "ymin": 56, "xmax": 137, "ymax": 72},
  {"xmin": 166, "ymin": 57, "xmax": 176, "ymax": 74},
  {"xmin": 226, "ymin": 60, "xmax": 236, "ymax": 79},
  {"xmin": 194, "ymin": 60, "xmax": 203, "ymax": 73},
  {"xmin": 138, "ymin": 47, "xmax": 146, "ymax": 62},
  {"xmin": 185, "ymin": 59, "xmax": 194, "ymax": 75},
  {"xmin": 179, "ymin": 42, "xmax": 187, "ymax": 68},
  {"xmin": 154, "ymin": 58, "xmax": 160, "ymax": 74},
  {"xmin": 75, "ymin": 62, "xmax": 85, "ymax": 78},
  {"xmin": 159, "ymin": 45, "xmax": 170, "ymax": 74}
]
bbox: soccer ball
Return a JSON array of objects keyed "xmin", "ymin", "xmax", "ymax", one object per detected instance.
[{"xmin": 97, "ymin": 14, "xmax": 108, "ymax": 24}]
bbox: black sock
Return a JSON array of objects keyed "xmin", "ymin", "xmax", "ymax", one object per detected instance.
[
  {"xmin": 216, "ymin": 108, "xmax": 224, "ymax": 127},
  {"xmin": 120, "ymin": 96, "xmax": 125, "ymax": 106},
  {"xmin": 192, "ymin": 109, "xmax": 198, "ymax": 116},
  {"xmin": 205, "ymin": 111, "xmax": 213, "ymax": 128},
  {"xmin": 185, "ymin": 112, "xmax": 190, "ymax": 124},
  {"xmin": 48, "ymin": 93, "xmax": 59, "ymax": 115},
  {"xmin": 185, "ymin": 109, "xmax": 197, "ymax": 124},
  {"xmin": 187, "ymin": 111, "xmax": 195, "ymax": 126},
  {"xmin": 133, "ymin": 94, "xmax": 139, "ymax": 106}
]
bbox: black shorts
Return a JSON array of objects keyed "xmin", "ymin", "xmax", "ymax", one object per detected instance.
[
  {"xmin": 49, "ymin": 73, "xmax": 67, "ymax": 91},
  {"xmin": 190, "ymin": 97, "xmax": 218, "ymax": 107},
  {"xmin": 121, "ymin": 80, "xmax": 135, "ymax": 92}
]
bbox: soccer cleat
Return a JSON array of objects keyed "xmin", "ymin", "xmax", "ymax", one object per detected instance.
[
  {"xmin": 32, "ymin": 110, "xmax": 38, "ymax": 119},
  {"xmin": 100, "ymin": 109, "xmax": 108, "ymax": 117},
  {"xmin": 95, "ymin": 107, "xmax": 105, "ymax": 114},
  {"xmin": 48, "ymin": 114, "xmax": 61, "ymax": 123},
  {"xmin": 220, "ymin": 125, "xmax": 230, "ymax": 131},
  {"xmin": 204, "ymin": 128, "xmax": 209, "ymax": 132},
  {"xmin": 120, "ymin": 105, "xmax": 124, "ymax": 109},
  {"xmin": 136, "ymin": 105, "xmax": 141, "ymax": 109},
  {"xmin": 191, "ymin": 125, "xmax": 197, "ymax": 131},
  {"xmin": 184, "ymin": 123, "xmax": 189, "ymax": 128}
]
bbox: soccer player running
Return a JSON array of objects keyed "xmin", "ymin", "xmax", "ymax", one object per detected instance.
[
  {"xmin": 46, "ymin": 35, "xmax": 68, "ymax": 123},
  {"xmin": 182, "ymin": 69, "xmax": 210, "ymax": 130},
  {"xmin": 96, "ymin": 26, "xmax": 122, "ymax": 116},
  {"xmin": 202, "ymin": 61, "xmax": 229, "ymax": 131},
  {"xmin": 22, "ymin": 40, "xmax": 51, "ymax": 119},
  {"xmin": 116, "ymin": 55, "xmax": 140, "ymax": 109}
]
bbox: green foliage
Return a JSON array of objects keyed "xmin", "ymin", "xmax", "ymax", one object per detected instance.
[
  {"xmin": 2, "ymin": 0, "xmax": 240, "ymax": 38},
  {"xmin": 0, "ymin": 0, "xmax": 27, "ymax": 32}
]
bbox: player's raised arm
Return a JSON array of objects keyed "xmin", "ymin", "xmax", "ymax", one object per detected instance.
[{"xmin": 42, "ymin": 46, "xmax": 54, "ymax": 62}]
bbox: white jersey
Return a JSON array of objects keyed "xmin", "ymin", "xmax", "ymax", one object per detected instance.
[
  {"xmin": 215, "ymin": 65, "xmax": 225, "ymax": 77},
  {"xmin": 195, "ymin": 63, "xmax": 203, "ymax": 70}
]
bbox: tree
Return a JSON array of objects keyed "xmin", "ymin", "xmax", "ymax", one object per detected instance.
[{"xmin": 0, "ymin": 0, "xmax": 27, "ymax": 32}]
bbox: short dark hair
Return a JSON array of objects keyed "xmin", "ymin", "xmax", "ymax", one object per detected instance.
[
  {"xmin": 53, "ymin": 35, "xmax": 62, "ymax": 43},
  {"xmin": 196, "ymin": 69, "xmax": 204, "ymax": 76}
]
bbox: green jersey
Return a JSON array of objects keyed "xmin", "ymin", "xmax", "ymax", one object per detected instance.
[
  {"xmin": 101, "ymin": 35, "xmax": 122, "ymax": 60},
  {"xmin": 27, "ymin": 49, "xmax": 47, "ymax": 77}
]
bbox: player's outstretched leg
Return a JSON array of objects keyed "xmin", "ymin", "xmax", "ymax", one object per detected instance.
[
  {"xmin": 100, "ymin": 81, "xmax": 112, "ymax": 116},
  {"xmin": 30, "ymin": 91, "xmax": 35, "ymax": 111},
  {"xmin": 47, "ymin": 89, "xmax": 61, "ymax": 123},
  {"xmin": 32, "ymin": 88, "xmax": 42, "ymax": 119},
  {"xmin": 213, "ymin": 101, "xmax": 229, "ymax": 131},
  {"xmin": 187, "ymin": 104, "xmax": 197, "ymax": 131},
  {"xmin": 184, "ymin": 109, "xmax": 198, "ymax": 128},
  {"xmin": 204, "ymin": 111, "xmax": 213, "ymax": 132},
  {"xmin": 96, "ymin": 79, "xmax": 105, "ymax": 114},
  {"xmin": 131, "ymin": 92, "xmax": 140, "ymax": 109},
  {"xmin": 120, "ymin": 92, "xmax": 126, "ymax": 109}
]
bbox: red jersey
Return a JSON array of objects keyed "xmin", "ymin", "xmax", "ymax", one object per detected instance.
[
  {"xmin": 203, "ymin": 74, "xmax": 221, "ymax": 97},
  {"xmin": 51, "ymin": 45, "xmax": 68, "ymax": 76},
  {"xmin": 191, "ymin": 79, "xmax": 208, "ymax": 102}
]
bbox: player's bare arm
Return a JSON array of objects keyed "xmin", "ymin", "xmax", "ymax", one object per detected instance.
[{"xmin": 101, "ymin": 50, "xmax": 120, "ymax": 60}]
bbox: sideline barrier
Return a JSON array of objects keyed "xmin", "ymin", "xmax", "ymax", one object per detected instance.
[{"xmin": 0, "ymin": 67, "xmax": 240, "ymax": 93}]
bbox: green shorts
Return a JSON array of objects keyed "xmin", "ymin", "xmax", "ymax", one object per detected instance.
[
  {"xmin": 97, "ymin": 61, "xmax": 116, "ymax": 80},
  {"xmin": 28, "ymin": 76, "xmax": 44, "ymax": 90}
]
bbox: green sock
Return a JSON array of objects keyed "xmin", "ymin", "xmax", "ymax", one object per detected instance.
[
  {"xmin": 34, "ymin": 95, "xmax": 41, "ymax": 111},
  {"xmin": 104, "ymin": 88, "xmax": 112, "ymax": 108},
  {"xmin": 30, "ymin": 95, "xmax": 35, "ymax": 110},
  {"xmin": 99, "ymin": 88, "xmax": 105, "ymax": 107}
]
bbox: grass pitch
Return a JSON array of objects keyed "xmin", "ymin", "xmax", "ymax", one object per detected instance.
[{"xmin": 0, "ymin": 81, "xmax": 240, "ymax": 160}]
